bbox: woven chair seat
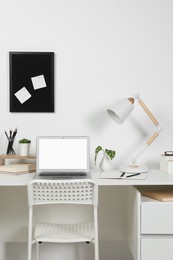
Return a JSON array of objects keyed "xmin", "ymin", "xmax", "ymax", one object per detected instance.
[{"xmin": 34, "ymin": 221, "xmax": 94, "ymax": 243}]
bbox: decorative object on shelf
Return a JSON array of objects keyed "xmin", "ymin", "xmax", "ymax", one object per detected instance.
[
  {"xmin": 95, "ymin": 146, "xmax": 116, "ymax": 171},
  {"xmin": 5, "ymin": 128, "xmax": 17, "ymax": 155},
  {"xmin": 107, "ymin": 93, "xmax": 162, "ymax": 173},
  {"xmin": 9, "ymin": 52, "xmax": 54, "ymax": 112},
  {"xmin": 19, "ymin": 138, "xmax": 31, "ymax": 156},
  {"xmin": 160, "ymin": 151, "xmax": 173, "ymax": 173}
]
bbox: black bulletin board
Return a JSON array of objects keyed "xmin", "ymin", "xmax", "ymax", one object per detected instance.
[{"xmin": 9, "ymin": 52, "xmax": 54, "ymax": 112}]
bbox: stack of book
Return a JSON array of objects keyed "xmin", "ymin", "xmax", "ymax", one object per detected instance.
[{"xmin": 0, "ymin": 164, "xmax": 36, "ymax": 175}]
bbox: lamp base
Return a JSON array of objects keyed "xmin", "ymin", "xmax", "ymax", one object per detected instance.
[{"xmin": 120, "ymin": 164, "xmax": 148, "ymax": 173}]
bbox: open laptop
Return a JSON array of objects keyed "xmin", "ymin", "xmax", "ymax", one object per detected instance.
[{"xmin": 35, "ymin": 136, "xmax": 90, "ymax": 179}]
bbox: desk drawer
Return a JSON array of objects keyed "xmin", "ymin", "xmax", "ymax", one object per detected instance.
[
  {"xmin": 141, "ymin": 237, "xmax": 173, "ymax": 260},
  {"xmin": 141, "ymin": 204, "xmax": 173, "ymax": 234}
]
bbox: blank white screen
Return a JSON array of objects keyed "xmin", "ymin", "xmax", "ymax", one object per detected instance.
[{"xmin": 38, "ymin": 138, "xmax": 88, "ymax": 170}]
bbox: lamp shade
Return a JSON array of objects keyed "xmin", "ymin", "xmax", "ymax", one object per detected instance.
[{"xmin": 107, "ymin": 98, "xmax": 134, "ymax": 124}]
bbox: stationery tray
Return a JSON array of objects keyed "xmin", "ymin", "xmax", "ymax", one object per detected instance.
[{"xmin": 98, "ymin": 171, "xmax": 147, "ymax": 179}]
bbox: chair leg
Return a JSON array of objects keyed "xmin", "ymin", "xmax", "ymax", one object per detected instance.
[
  {"xmin": 36, "ymin": 242, "xmax": 39, "ymax": 260},
  {"xmin": 28, "ymin": 242, "xmax": 32, "ymax": 260},
  {"xmin": 94, "ymin": 241, "xmax": 99, "ymax": 260}
]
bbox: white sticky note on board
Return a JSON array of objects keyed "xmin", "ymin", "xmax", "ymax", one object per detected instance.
[
  {"xmin": 14, "ymin": 87, "xmax": 32, "ymax": 104},
  {"xmin": 31, "ymin": 74, "xmax": 47, "ymax": 90}
]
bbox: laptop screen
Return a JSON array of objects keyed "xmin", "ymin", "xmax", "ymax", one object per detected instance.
[{"xmin": 37, "ymin": 136, "xmax": 89, "ymax": 172}]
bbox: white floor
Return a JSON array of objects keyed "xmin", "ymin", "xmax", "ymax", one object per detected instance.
[{"xmin": 0, "ymin": 241, "xmax": 133, "ymax": 260}]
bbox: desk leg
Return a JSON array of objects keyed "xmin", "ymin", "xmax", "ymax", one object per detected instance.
[{"xmin": 126, "ymin": 186, "xmax": 141, "ymax": 260}]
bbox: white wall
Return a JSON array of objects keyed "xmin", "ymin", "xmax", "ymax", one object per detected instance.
[
  {"xmin": 0, "ymin": 0, "xmax": 173, "ymax": 168},
  {"xmin": 0, "ymin": 0, "xmax": 173, "ymax": 259}
]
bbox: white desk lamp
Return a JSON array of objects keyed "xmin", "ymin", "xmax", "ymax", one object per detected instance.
[{"xmin": 107, "ymin": 94, "xmax": 162, "ymax": 173}]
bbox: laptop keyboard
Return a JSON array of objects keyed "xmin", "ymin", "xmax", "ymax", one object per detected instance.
[{"xmin": 39, "ymin": 172, "xmax": 87, "ymax": 177}]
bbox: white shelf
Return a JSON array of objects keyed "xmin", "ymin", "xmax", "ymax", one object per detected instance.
[{"xmin": 141, "ymin": 195, "xmax": 173, "ymax": 204}]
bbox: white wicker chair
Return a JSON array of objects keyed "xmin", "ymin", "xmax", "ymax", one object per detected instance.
[{"xmin": 27, "ymin": 179, "xmax": 99, "ymax": 260}]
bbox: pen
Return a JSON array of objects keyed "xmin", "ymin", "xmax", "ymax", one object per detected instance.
[
  {"xmin": 4, "ymin": 130, "xmax": 9, "ymax": 141},
  {"xmin": 120, "ymin": 172, "xmax": 125, "ymax": 178},
  {"xmin": 12, "ymin": 128, "xmax": 17, "ymax": 139},
  {"xmin": 126, "ymin": 173, "xmax": 140, "ymax": 178},
  {"xmin": 9, "ymin": 129, "xmax": 12, "ymax": 140}
]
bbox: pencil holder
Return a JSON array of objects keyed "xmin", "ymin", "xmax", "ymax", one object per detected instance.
[{"xmin": 5, "ymin": 129, "xmax": 17, "ymax": 155}]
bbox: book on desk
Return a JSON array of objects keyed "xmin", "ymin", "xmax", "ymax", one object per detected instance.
[{"xmin": 0, "ymin": 163, "xmax": 36, "ymax": 175}]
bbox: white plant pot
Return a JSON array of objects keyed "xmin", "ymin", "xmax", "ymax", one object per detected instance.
[
  {"xmin": 19, "ymin": 143, "xmax": 30, "ymax": 156},
  {"xmin": 99, "ymin": 153, "xmax": 112, "ymax": 171}
]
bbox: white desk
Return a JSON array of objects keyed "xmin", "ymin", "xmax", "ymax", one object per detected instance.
[
  {"xmin": 92, "ymin": 169, "xmax": 173, "ymax": 260},
  {"xmin": 1, "ymin": 169, "xmax": 173, "ymax": 186},
  {"xmin": 93, "ymin": 169, "xmax": 173, "ymax": 185},
  {"xmin": 0, "ymin": 172, "xmax": 35, "ymax": 186},
  {"xmin": 0, "ymin": 170, "xmax": 173, "ymax": 260}
]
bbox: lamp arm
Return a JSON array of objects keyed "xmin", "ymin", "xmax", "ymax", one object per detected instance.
[
  {"xmin": 131, "ymin": 97, "xmax": 161, "ymax": 165},
  {"xmin": 131, "ymin": 130, "xmax": 160, "ymax": 164},
  {"xmin": 138, "ymin": 98, "xmax": 159, "ymax": 127}
]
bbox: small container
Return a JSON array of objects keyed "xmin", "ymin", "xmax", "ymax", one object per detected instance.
[
  {"xmin": 160, "ymin": 151, "xmax": 173, "ymax": 173},
  {"xmin": 167, "ymin": 160, "xmax": 173, "ymax": 173},
  {"xmin": 19, "ymin": 143, "xmax": 30, "ymax": 156}
]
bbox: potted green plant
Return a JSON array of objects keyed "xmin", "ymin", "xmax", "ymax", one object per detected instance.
[
  {"xmin": 95, "ymin": 145, "xmax": 116, "ymax": 171},
  {"xmin": 19, "ymin": 138, "xmax": 31, "ymax": 156}
]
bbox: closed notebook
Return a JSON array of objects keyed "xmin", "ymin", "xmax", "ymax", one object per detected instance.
[
  {"xmin": 142, "ymin": 190, "xmax": 173, "ymax": 202},
  {"xmin": 0, "ymin": 164, "xmax": 36, "ymax": 173}
]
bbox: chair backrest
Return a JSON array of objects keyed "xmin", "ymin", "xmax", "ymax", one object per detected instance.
[{"xmin": 28, "ymin": 179, "xmax": 98, "ymax": 208}]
